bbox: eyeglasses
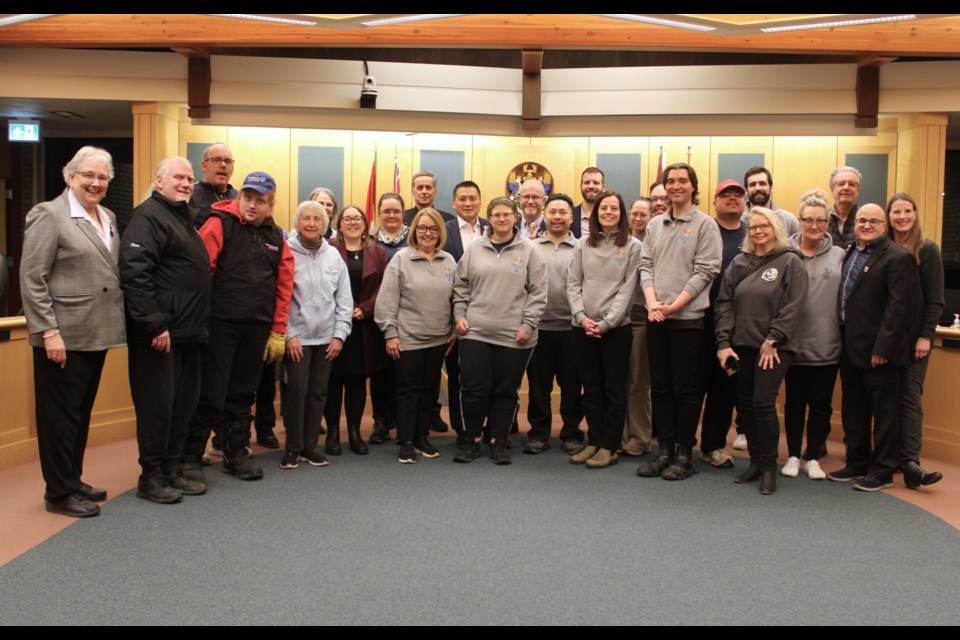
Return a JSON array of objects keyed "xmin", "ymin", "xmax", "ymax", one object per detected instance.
[
  {"xmin": 489, "ymin": 212, "xmax": 516, "ymax": 220},
  {"xmin": 340, "ymin": 216, "xmax": 365, "ymax": 225},
  {"xmin": 800, "ymin": 217, "xmax": 829, "ymax": 228},
  {"xmin": 205, "ymin": 156, "xmax": 235, "ymax": 166},
  {"xmin": 416, "ymin": 225, "xmax": 439, "ymax": 235},
  {"xmin": 519, "ymin": 194, "xmax": 544, "ymax": 201},
  {"xmin": 77, "ymin": 171, "xmax": 110, "ymax": 184},
  {"xmin": 650, "ymin": 196, "xmax": 669, "ymax": 202},
  {"xmin": 747, "ymin": 223, "xmax": 771, "ymax": 233},
  {"xmin": 855, "ymin": 218, "xmax": 885, "ymax": 227}
]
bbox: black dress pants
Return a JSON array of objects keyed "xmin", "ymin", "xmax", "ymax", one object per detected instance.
[
  {"xmin": 33, "ymin": 348, "xmax": 107, "ymax": 501},
  {"xmin": 647, "ymin": 319, "xmax": 702, "ymax": 449},
  {"xmin": 433, "ymin": 341, "xmax": 464, "ymax": 434},
  {"xmin": 526, "ymin": 329, "xmax": 583, "ymax": 443},
  {"xmin": 458, "ymin": 339, "xmax": 531, "ymax": 441},
  {"xmin": 394, "ymin": 344, "xmax": 446, "ymax": 443},
  {"xmin": 573, "ymin": 325, "xmax": 632, "ymax": 451},
  {"xmin": 129, "ymin": 342, "xmax": 202, "ymax": 482},
  {"xmin": 254, "ymin": 360, "xmax": 277, "ymax": 437},
  {"xmin": 839, "ymin": 348, "xmax": 903, "ymax": 479},
  {"xmin": 370, "ymin": 362, "xmax": 397, "ymax": 427}
]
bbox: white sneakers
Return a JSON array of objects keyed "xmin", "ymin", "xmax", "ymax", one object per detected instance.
[
  {"xmin": 781, "ymin": 456, "xmax": 801, "ymax": 477},
  {"xmin": 732, "ymin": 433, "xmax": 748, "ymax": 450},
  {"xmin": 803, "ymin": 459, "xmax": 826, "ymax": 480}
]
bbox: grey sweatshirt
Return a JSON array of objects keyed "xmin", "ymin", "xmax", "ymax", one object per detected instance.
[
  {"xmin": 639, "ymin": 205, "xmax": 722, "ymax": 320},
  {"xmin": 535, "ymin": 233, "xmax": 579, "ymax": 331},
  {"xmin": 453, "ymin": 230, "xmax": 548, "ymax": 349},
  {"xmin": 788, "ymin": 233, "xmax": 845, "ymax": 365},
  {"xmin": 714, "ymin": 247, "xmax": 808, "ymax": 352},
  {"xmin": 286, "ymin": 236, "xmax": 353, "ymax": 345},
  {"xmin": 374, "ymin": 247, "xmax": 456, "ymax": 351},
  {"xmin": 567, "ymin": 233, "xmax": 642, "ymax": 332}
]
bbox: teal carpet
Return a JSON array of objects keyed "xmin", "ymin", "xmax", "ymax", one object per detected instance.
[{"xmin": 2, "ymin": 440, "xmax": 957, "ymax": 625}]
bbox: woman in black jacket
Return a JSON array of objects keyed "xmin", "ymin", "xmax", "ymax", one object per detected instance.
[
  {"xmin": 887, "ymin": 193, "xmax": 944, "ymax": 489},
  {"xmin": 714, "ymin": 207, "xmax": 807, "ymax": 495}
]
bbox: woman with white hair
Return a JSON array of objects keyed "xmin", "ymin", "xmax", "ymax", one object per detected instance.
[
  {"xmin": 20, "ymin": 146, "xmax": 126, "ymax": 517},
  {"xmin": 281, "ymin": 200, "xmax": 353, "ymax": 469},
  {"xmin": 714, "ymin": 207, "xmax": 808, "ymax": 495}
]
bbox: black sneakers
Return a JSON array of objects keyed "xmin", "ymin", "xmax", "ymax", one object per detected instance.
[
  {"xmin": 280, "ymin": 451, "xmax": 300, "ymax": 469},
  {"xmin": 454, "ymin": 441, "xmax": 482, "ymax": 463},
  {"xmin": 399, "ymin": 443, "xmax": 417, "ymax": 464},
  {"xmin": 299, "ymin": 448, "xmax": 330, "ymax": 467},
  {"xmin": 414, "ymin": 437, "xmax": 440, "ymax": 458},
  {"xmin": 490, "ymin": 441, "xmax": 512, "ymax": 466}
]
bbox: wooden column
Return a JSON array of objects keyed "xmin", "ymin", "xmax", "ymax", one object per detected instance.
[
  {"xmin": 521, "ymin": 49, "xmax": 543, "ymax": 131},
  {"xmin": 131, "ymin": 103, "xmax": 183, "ymax": 205},
  {"xmin": 896, "ymin": 113, "xmax": 948, "ymax": 244}
]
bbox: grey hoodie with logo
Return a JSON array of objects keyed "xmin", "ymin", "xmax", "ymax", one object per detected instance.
[
  {"xmin": 714, "ymin": 247, "xmax": 808, "ymax": 352},
  {"xmin": 453, "ymin": 230, "xmax": 548, "ymax": 349},
  {"xmin": 567, "ymin": 233, "xmax": 642, "ymax": 333}
]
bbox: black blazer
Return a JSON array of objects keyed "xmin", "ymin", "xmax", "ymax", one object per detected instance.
[
  {"xmin": 571, "ymin": 203, "xmax": 593, "ymax": 239},
  {"xmin": 841, "ymin": 236, "xmax": 920, "ymax": 369},
  {"xmin": 442, "ymin": 216, "xmax": 490, "ymax": 262},
  {"xmin": 403, "ymin": 206, "xmax": 454, "ymax": 226}
]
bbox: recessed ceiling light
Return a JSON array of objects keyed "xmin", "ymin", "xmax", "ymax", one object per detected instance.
[
  {"xmin": 761, "ymin": 15, "xmax": 917, "ymax": 33},
  {"xmin": 597, "ymin": 14, "xmax": 716, "ymax": 32},
  {"xmin": 361, "ymin": 14, "xmax": 466, "ymax": 27},
  {"xmin": 211, "ymin": 14, "xmax": 318, "ymax": 26},
  {"xmin": 0, "ymin": 14, "xmax": 57, "ymax": 27}
]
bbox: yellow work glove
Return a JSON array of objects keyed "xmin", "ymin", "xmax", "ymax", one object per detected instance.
[{"xmin": 263, "ymin": 331, "xmax": 286, "ymax": 363}]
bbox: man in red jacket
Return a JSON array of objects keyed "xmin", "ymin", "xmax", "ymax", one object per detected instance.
[{"xmin": 180, "ymin": 171, "xmax": 294, "ymax": 483}]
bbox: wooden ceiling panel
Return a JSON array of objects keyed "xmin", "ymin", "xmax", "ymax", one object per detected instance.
[{"xmin": 0, "ymin": 14, "xmax": 958, "ymax": 57}]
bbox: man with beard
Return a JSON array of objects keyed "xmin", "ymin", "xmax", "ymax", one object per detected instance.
[
  {"xmin": 740, "ymin": 167, "xmax": 799, "ymax": 237},
  {"xmin": 517, "ymin": 178, "xmax": 548, "ymax": 240},
  {"xmin": 649, "ymin": 182, "xmax": 669, "ymax": 217},
  {"xmin": 191, "ymin": 143, "xmax": 237, "ymax": 227},
  {"xmin": 571, "ymin": 167, "xmax": 605, "ymax": 239}
]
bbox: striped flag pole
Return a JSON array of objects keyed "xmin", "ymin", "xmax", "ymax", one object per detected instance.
[
  {"xmin": 365, "ymin": 148, "xmax": 377, "ymax": 226},
  {"xmin": 393, "ymin": 151, "xmax": 401, "ymax": 195}
]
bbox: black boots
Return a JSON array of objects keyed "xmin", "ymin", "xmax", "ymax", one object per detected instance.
[
  {"xmin": 347, "ymin": 425, "xmax": 369, "ymax": 455},
  {"xmin": 903, "ymin": 460, "xmax": 943, "ymax": 490},
  {"xmin": 637, "ymin": 443, "xmax": 674, "ymax": 477},
  {"xmin": 220, "ymin": 421, "xmax": 263, "ymax": 481},
  {"xmin": 760, "ymin": 470, "xmax": 777, "ymax": 495},
  {"xmin": 735, "ymin": 461, "xmax": 763, "ymax": 484},
  {"xmin": 325, "ymin": 424, "xmax": 342, "ymax": 456},
  {"xmin": 661, "ymin": 444, "xmax": 698, "ymax": 481}
]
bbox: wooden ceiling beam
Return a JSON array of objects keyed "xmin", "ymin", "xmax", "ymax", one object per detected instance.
[
  {"xmin": 187, "ymin": 54, "xmax": 211, "ymax": 119},
  {"xmin": 521, "ymin": 49, "xmax": 542, "ymax": 131},
  {"xmin": 855, "ymin": 65, "xmax": 879, "ymax": 129}
]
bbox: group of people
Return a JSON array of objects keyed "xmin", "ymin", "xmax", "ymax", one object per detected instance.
[{"xmin": 20, "ymin": 143, "xmax": 945, "ymax": 518}]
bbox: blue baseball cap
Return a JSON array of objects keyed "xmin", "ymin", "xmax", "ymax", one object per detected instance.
[{"xmin": 241, "ymin": 171, "xmax": 277, "ymax": 194}]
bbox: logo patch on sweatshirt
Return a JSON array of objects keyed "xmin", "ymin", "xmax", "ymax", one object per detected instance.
[
  {"xmin": 761, "ymin": 268, "xmax": 779, "ymax": 282},
  {"xmin": 679, "ymin": 227, "xmax": 693, "ymax": 246},
  {"xmin": 511, "ymin": 255, "xmax": 525, "ymax": 273},
  {"xmin": 442, "ymin": 263, "xmax": 454, "ymax": 282},
  {"xmin": 264, "ymin": 243, "xmax": 280, "ymax": 253},
  {"xmin": 614, "ymin": 247, "xmax": 626, "ymax": 266}
]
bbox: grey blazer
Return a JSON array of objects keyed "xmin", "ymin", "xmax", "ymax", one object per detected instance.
[{"xmin": 20, "ymin": 189, "xmax": 126, "ymax": 351}]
